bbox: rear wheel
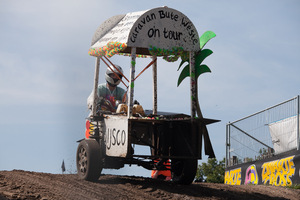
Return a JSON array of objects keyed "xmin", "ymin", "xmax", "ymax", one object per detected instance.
[
  {"xmin": 76, "ymin": 139, "xmax": 102, "ymax": 181},
  {"xmin": 171, "ymin": 159, "xmax": 198, "ymax": 185}
]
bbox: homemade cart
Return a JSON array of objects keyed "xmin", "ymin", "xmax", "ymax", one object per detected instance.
[{"xmin": 76, "ymin": 6, "xmax": 219, "ymax": 185}]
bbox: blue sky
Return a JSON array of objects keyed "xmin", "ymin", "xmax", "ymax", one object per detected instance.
[{"xmin": 0, "ymin": 0, "xmax": 299, "ymax": 176}]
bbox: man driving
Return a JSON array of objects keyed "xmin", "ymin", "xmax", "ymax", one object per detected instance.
[{"xmin": 87, "ymin": 65, "xmax": 127, "ymax": 112}]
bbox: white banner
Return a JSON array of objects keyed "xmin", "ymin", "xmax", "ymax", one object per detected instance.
[{"xmin": 269, "ymin": 115, "xmax": 299, "ymax": 154}]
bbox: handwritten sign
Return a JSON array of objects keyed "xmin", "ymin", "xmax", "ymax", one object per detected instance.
[
  {"xmin": 104, "ymin": 116, "xmax": 128, "ymax": 157},
  {"xmin": 91, "ymin": 7, "xmax": 200, "ymax": 52},
  {"xmin": 128, "ymin": 8, "xmax": 199, "ymax": 51}
]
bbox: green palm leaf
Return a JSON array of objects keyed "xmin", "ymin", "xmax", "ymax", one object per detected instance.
[
  {"xmin": 200, "ymin": 31, "xmax": 216, "ymax": 50},
  {"xmin": 178, "ymin": 49, "xmax": 212, "ymax": 71},
  {"xmin": 195, "ymin": 49, "xmax": 213, "ymax": 66},
  {"xmin": 177, "ymin": 64, "xmax": 211, "ymax": 86},
  {"xmin": 196, "ymin": 64, "xmax": 211, "ymax": 79},
  {"xmin": 177, "ymin": 59, "xmax": 187, "ymax": 71},
  {"xmin": 177, "ymin": 64, "xmax": 190, "ymax": 86}
]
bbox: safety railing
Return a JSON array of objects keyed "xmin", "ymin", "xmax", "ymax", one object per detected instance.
[{"xmin": 226, "ymin": 95, "xmax": 300, "ymax": 167}]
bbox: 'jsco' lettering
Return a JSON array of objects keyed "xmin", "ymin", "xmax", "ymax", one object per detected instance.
[{"xmin": 105, "ymin": 128, "xmax": 126, "ymax": 150}]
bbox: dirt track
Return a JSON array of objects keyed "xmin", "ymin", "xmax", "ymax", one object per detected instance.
[{"xmin": 0, "ymin": 170, "xmax": 299, "ymax": 200}]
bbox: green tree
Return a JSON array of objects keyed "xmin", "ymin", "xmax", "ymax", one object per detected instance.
[{"xmin": 195, "ymin": 158, "xmax": 225, "ymax": 183}]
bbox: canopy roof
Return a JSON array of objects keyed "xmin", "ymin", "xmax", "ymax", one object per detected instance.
[{"xmin": 89, "ymin": 7, "xmax": 200, "ymax": 58}]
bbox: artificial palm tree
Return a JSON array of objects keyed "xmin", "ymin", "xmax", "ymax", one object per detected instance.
[{"xmin": 177, "ymin": 31, "xmax": 217, "ymax": 158}]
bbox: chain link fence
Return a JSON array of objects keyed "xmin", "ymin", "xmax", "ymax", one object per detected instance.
[{"xmin": 226, "ymin": 96, "xmax": 300, "ymax": 167}]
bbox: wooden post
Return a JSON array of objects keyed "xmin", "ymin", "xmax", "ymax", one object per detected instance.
[
  {"xmin": 92, "ymin": 57, "xmax": 100, "ymax": 117},
  {"xmin": 127, "ymin": 48, "xmax": 136, "ymax": 118},
  {"xmin": 189, "ymin": 51, "xmax": 197, "ymax": 155},
  {"xmin": 189, "ymin": 51, "xmax": 196, "ymax": 119},
  {"xmin": 152, "ymin": 56, "xmax": 157, "ymax": 115}
]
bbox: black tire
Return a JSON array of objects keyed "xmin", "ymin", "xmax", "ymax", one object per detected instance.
[
  {"xmin": 76, "ymin": 139, "xmax": 102, "ymax": 181},
  {"xmin": 171, "ymin": 159, "xmax": 198, "ymax": 185}
]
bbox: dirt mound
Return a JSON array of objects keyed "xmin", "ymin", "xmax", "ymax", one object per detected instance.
[{"xmin": 0, "ymin": 170, "xmax": 299, "ymax": 200}]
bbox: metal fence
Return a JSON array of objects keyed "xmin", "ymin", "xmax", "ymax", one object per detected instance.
[{"xmin": 226, "ymin": 96, "xmax": 300, "ymax": 167}]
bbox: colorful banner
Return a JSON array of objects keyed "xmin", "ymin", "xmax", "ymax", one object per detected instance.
[{"xmin": 225, "ymin": 150, "xmax": 300, "ymax": 186}]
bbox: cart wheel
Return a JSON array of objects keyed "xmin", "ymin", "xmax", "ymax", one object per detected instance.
[
  {"xmin": 171, "ymin": 159, "xmax": 198, "ymax": 185},
  {"xmin": 76, "ymin": 139, "xmax": 102, "ymax": 181}
]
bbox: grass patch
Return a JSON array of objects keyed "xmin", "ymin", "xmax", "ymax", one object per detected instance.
[{"xmin": 286, "ymin": 184, "xmax": 300, "ymax": 189}]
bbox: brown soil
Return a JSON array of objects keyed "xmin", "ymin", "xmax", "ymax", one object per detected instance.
[{"xmin": 0, "ymin": 170, "xmax": 299, "ymax": 200}]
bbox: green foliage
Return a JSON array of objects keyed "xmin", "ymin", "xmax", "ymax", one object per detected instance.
[
  {"xmin": 195, "ymin": 49, "xmax": 213, "ymax": 67},
  {"xmin": 177, "ymin": 64, "xmax": 211, "ymax": 86},
  {"xmin": 177, "ymin": 31, "xmax": 215, "ymax": 87},
  {"xmin": 177, "ymin": 49, "xmax": 213, "ymax": 72},
  {"xmin": 200, "ymin": 31, "xmax": 216, "ymax": 49},
  {"xmin": 286, "ymin": 184, "xmax": 300, "ymax": 189},
  {"xmin": 195, "ymin": 158, "xmax": 225, "ymax": 183}
]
